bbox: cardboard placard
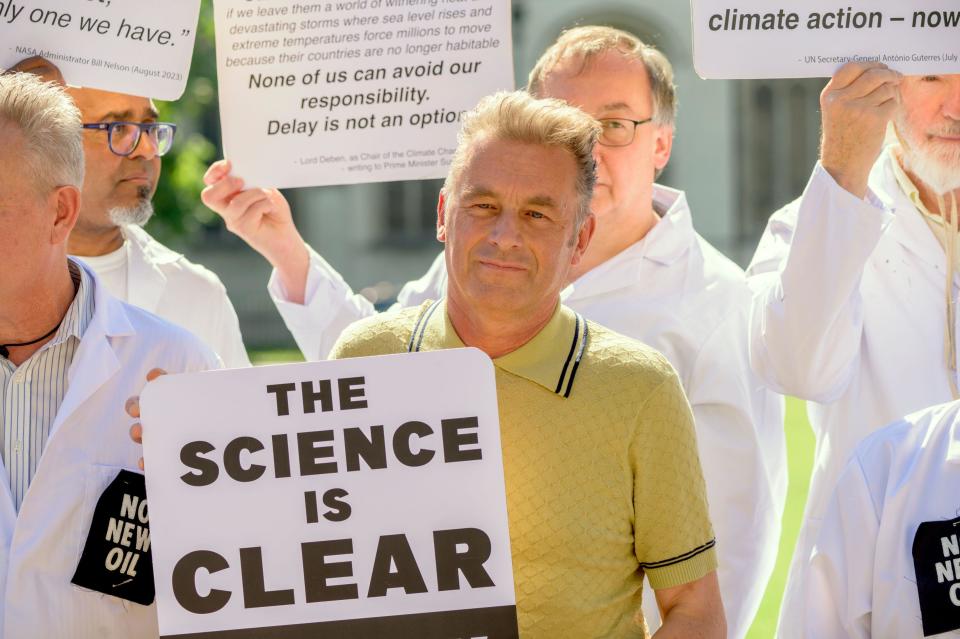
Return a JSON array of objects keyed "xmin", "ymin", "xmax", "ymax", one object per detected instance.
[
  {"xmin": 0, "ymin": 0, "xmax": 200, "ymax": 99},
  {"xmin": 141, "ymin": 348, "xmax": 518, "ymax": 639},
  {"xmin": 691, "ymin": 0, "xmax": 960, "ymax": 79},
  {"xmin": 212, "ymin": 0, "xmax": 514, "ymax": 188}
]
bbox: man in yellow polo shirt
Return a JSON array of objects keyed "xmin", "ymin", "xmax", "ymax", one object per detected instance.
[{"xmin": 329, "ymin": 90, "xmax": 724, "ymax": 638}]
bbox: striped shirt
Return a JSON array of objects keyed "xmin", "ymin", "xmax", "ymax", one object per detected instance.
[{"xmin": 0, "ymin": 261, "xmax": 94, "ymax": 511}]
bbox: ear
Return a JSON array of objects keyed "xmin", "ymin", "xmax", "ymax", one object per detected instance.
[
  {"xmin": 652, "ymin": 124, "xmax": 674, "ymax": 173},
  {"xmin": 49, "ymin": 185, "xmax": 81, "ymax": 245},
  {"xmin": 436, "ymin": 191, "xmax": 448, "ymax": 242},
  {"xmin": 570, "ymin": 212, "xmax": 596, "ymax": 267}
]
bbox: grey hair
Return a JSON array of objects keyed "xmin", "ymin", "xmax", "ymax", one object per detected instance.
[
  {"xmin": 0, "ymin": 72, "xmax": 84, "ymax": 195},
  {"xmin": 442, "ymin": 90, "xmax": 600, "ymax": 228},
  {"xmin": 528, "ymin": 25, "xmax": 678, "ymax": 128}
]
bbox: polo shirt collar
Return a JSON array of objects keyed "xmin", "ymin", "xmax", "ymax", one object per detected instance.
[{"xmin": 409, "ymin": 299, "xmax": 588, "ymax": 398}]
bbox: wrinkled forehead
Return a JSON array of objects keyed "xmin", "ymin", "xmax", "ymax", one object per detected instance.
[{"xmin": 66, "ymin": 86, "xmax": 157, "ymax": 121}]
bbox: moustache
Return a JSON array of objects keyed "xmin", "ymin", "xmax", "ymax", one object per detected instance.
[{"xmin": 927, "ymin": 123, "xmax": 960, "ymax": 138}]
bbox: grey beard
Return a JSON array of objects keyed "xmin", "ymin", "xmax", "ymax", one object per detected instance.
[
  {"xmin": 108, "ymin": 199, "xmax": 154, "ymax": 227},
  {"xmin": 896, "ymin": 118, "xmax": 960, "ymax": 196},
  {"xmin": 900, "ymin": 146, "xmax": 960, "ymax": 196}
]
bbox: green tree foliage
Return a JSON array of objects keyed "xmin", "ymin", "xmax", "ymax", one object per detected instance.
[{"xmin": 148, "ymin": 2, "xmax": 221, "ymax": 245}]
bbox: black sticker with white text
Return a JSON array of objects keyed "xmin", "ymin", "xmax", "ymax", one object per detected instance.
[
  {"xmin": 913, "ymin": 515, "xmax": 960, "ymax": 636},
  {"xmin": 71, "ymin": 469, "xmax": 154, "ymax": 606}
]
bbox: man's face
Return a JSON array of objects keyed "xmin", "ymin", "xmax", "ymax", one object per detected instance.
[
  {"xmin": 68, "ymin": 88, "xmax": 161, "ymax": 232},
  {"xmin": 0, "ymin": 122, "xmax": 59, "ymax": 296},
  {"xmin": 538, "ymin": 50, "xmax": 673, "ymax": 221},
  {"xmin": 439, "ymin": 135, "xmax": 591, "ymax": 319},
  {"xmin": 897, "ymin": 74, "xmax": 960, "ymax": 195}
]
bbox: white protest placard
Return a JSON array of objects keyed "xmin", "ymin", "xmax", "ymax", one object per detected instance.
[
  {"xmin": 140, "ymin": 348, "xmax": 518, "ymax": 639},
  {"xmin": 212, "ymin": 0, "xmax": 514, "ymax": 188},
  {"xmin": 691, "ymin": 0, "xmax": 960, "ymax": 79},
  {"xmin": 0, "ymin": 0, "xmax": 200, "ymax": 100}
]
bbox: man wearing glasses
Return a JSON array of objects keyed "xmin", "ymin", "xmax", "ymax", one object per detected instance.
[
  {"xmin": 8, "ymin": 57, "xmax": 250, "ymax": 368},
  {"xmin": 204, "ymin": 26, "xmax": 785, "ymax": 637},
  {"xmin": 0, "ymin": 71, "xmax": 219, "ymax": 639}
]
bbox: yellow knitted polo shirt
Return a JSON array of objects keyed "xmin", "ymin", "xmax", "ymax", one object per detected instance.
[{"xmin": 330, "ymin": 300, "xmax": 717, "ymax": 638}]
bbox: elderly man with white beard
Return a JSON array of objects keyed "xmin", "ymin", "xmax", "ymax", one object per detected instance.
[{"xmin": 746, "ymin": 63, "xmax": 960, "ymax": 637}]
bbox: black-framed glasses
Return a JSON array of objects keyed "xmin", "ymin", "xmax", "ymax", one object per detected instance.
[
  {"xmin": 597, "ymin": 117, "xmax": 653, "ymax": 147},
  {"xmin": 81, "ymin": 121, "xmax": 177, "ymax": 157}
]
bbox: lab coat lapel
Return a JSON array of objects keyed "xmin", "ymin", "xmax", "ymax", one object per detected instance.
[
  {"xmin": 122, "ymin": 226, "xmax": 167, "ymax": 313},
  {"xmin": 876, "ymin": 154, "xmax": 960, "ymax": 289},
  {"xmin": 0, "ymin": 458, "xmax": 16, "ymax": 538},
  {"xmin": 47, "ymin": 271, "xmax": 132, "ymax": 442}
]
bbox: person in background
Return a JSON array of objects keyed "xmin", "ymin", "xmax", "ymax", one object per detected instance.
[
  {"xmin": 7, "ymin": 57, "xmax": 249, "ymax": 368},
  {"xmin": 0, "ymin": 71, "xmax": 218, "ymax": 639},
  {"xmin": 804, "ymin": 399, "xmax": 960, "ymax": 638},
  {"xmin": 746, "ymin": 62, "xmax": 960, "ymax": 636}
]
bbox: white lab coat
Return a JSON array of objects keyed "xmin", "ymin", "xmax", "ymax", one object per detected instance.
[
  {"xmin": 0, "ymin": 264, "xmax": 220, "ymax": 639},
  {"xmin": 805, "ymin": 400, "xmax": 960, "ymax": 639},
  {"xmin": 746, "ymin": 152, "xmax": 959, "ymax": 637},
  {"xmin": 270, "ymin": 185, "xmax": 786, "ymax": 638},
  {"xmin": 76, "ymin": 225, "xmax": 250, "ymax": 368}
]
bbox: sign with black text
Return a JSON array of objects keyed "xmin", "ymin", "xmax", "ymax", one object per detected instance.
[
  {"xmin": 691, "ymin": 0, "xmax": 960, "ymax": 79},
  {"xmin": 212, "ymin": 0, "xmax": 514, "ymax": 188},
  {"xmin": 0, "ymin": 0, "xmax": 201, "ymax": 99},
  {"xmin": 140, "ymin": 348, "xmax": 517, "ymax": 639}
]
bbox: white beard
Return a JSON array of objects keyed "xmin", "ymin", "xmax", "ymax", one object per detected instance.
[
  {"xmin": 108, "ymin": 200, "xmax": 154, "ymax": 227},
  {"xmin": 897, "ymin": 119, "xmax": 960, "ymax": 195}
]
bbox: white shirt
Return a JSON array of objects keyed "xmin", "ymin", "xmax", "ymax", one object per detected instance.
[
  {"xmin": 746, "ymin": 152, "xmax": 960, "ymax": 637},
  {"xmin": 74, "ymin": 225, "xmax": 250, "ymax": 368},
  {"xmin": 0, "ymin": 262, "xmax": 93, "ymax": 511},
  {"xmin": 805, "ymin": 400, "xmax": 960, "ymax": 639},
  {"xmin": 0, "ymin": 263, "xmax": 221, "ymax": 639},
  {"xmin": 78, "ymin": 243, "xmax": 128, "ymax": 301},
  {"xmin": 270, "ymin": 185, "xmax": 786, "ymax": 638}
]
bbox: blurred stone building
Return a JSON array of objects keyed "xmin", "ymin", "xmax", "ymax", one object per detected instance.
[{"xmin": 184, "ymin": 0, "xmax": 825, "ymax": 350}]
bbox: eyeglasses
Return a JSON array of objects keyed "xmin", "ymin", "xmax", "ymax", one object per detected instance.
[
  {"xmin": 597, "ymin": 117, "xmax": 653, "ymax": 147},
  {"xmin": 81, "ymin": 121, "xmax": 177, "ymax": 157}
]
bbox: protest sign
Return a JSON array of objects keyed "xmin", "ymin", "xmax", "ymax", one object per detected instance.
[
  {"xmin": 691, "ymin": 0, "xmax": 960, "ymax": 79},
  {"xmin": 0, "ymin": 0, "xmax": 200, "ymax": 99},
  {"xmin": 140, "ymin": 348, "xmax": 518, "ymax": 639},
  {"xmin": 212, "ymin": 0, "xmax": 514, "ymax": 188}
]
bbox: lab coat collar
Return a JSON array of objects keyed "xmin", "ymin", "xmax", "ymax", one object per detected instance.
[
  {"xmin": 48, "ymin": 261, "xmax": 135, "ymax": 441},
  {"xmin": 122, "ymin": 225, "xmax": 179, "ymax": 313},
  {"xmin": 948, "ymin": 407, "xmax": 960, "ymax": 463},
  {"xmin": 872, "ymin": 149, "xmax": 957, "ymax": 286},
  {"xmin": 563, "ymin": 184, "xmax": 695, "ymax": 302}
]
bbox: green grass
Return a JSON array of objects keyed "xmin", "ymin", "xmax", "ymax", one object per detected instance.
[
  {"xmin": 249, "ymin": 348, "xmax": 305, "ymax": 364},
  {"xmin": 746, "ymin": 397, "xmax": 815, "ymax": 638},
  {"xmin": 249, "ymin": 349, "xmax": 816, "ymax": 637}
]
